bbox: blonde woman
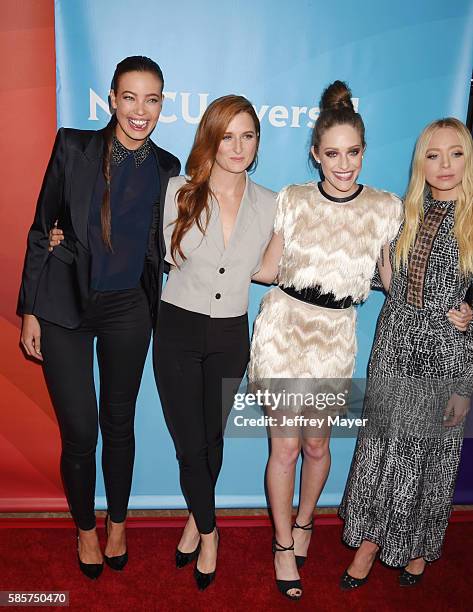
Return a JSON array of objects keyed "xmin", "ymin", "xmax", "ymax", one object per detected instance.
[{"xmin": 339, "ymin": 118, "xmax": 473, "ymax": 588}]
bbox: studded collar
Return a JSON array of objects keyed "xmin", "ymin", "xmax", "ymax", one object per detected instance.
[{"xmin": 111, "ymin": 135, "xmax": 152, "ymax": 167}]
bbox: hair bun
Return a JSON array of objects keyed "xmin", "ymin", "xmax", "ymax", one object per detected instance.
[{"xmin": 320, "ymin": 80, "xmax": 354, "ymax": 112}]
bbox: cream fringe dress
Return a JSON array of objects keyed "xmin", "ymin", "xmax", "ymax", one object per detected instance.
[{"xmin": 248, "ymin": 182, "xmax": 402, "ymax": 389}]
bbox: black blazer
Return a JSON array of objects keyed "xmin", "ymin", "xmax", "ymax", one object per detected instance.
[{"xmin": 17, "ymin": 127, "xmax": 180, "ymax": 331}]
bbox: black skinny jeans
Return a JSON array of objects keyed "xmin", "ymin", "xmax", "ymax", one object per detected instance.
[
  {"xmin": 40, "ymin": 287, "xmax": 152, "ymax": 530},
  {"xmin": 155, "ymin": 301, "xmax": 249, "ymax": 534}
]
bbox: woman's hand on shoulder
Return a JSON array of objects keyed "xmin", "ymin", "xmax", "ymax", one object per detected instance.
[
  {"xmin": 20, "ymin": 314, "xmax": 43, "ymax": 361},
  {"xmin": 447, "ymin": 302, "xmax": 472, "ymax": 332}
]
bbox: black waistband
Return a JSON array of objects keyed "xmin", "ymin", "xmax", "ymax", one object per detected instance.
[{"xmin": 280, "ymin": 285, "xmax": 354, "ymax": 309}]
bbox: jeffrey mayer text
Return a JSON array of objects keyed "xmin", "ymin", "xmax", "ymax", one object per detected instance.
[{"xmin": 234, "ymin": 415, "xmax": 368, "ymax": 428}]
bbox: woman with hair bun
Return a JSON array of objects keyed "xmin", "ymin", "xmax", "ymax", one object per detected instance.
[
  {"xmin": 248, "ymin": 82, "xmax": 470, "ymax": 600},
  {"xmin": 339, "ymin": 118, "xmax": 473, "ymax": 589},
  {"xmin": 155, "ymin": 95, "xmax": 277, "ymax": 590},
  {"xmin": 18, "ymin": 56, "xmax": 180, "ymax": 578}
]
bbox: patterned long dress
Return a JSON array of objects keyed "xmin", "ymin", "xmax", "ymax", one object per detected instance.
[{"xmin": 339, "ymin": 191, "xmax": 473, "ymax": 566}]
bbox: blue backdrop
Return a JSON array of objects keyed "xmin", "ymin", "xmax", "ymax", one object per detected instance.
[{"xmin": 54, "ymin": 0, "xmax": 473, "ymax": 508}]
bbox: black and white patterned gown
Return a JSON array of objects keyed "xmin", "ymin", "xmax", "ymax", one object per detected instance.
[{"xmin": 339, "ymin": 191, "xmax": 473, "ymax": 567}]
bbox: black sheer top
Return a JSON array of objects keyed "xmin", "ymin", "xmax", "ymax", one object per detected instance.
[{"xmin": 88, "ymin": 137, "xmax": 160, "ymax": 291}]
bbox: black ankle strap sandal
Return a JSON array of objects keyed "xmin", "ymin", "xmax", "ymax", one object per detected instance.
[
  {"xmin": 272, "ymin": 538, "xmax": 303, "ymax": 601},
  {"xmin": 292, "ymin": 519, "xmax": 314, "ymax": 568}
]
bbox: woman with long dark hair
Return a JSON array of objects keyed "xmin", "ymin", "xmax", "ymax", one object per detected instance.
[
  {"xmin": 18, "ymin": 56, "xmax": 180, "ymax": 579},
  {"xmin": 155, "ymin": 94, "xmax": 277, "ymax": 590}
]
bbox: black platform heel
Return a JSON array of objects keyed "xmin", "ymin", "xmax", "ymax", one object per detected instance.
[
  {"xmin": 77, "ymin": 533, "xmax": 103, "ymax": 580},
  {"xmin": 292, "ymin": 519, "xmax": 313, "ymax": 568},
  {"xmin": 104, "ymin": 514, "xmax": 128, "ymax": 571},
  {"xmin": 176, "ymin": 542, "xmax": 201, "ymax": 568},
  {"xmin": 272, "ymin": 538, "xmax": 303, "ymax": 600},
  {"xmin": 193, "ymin": 527, "xmax": 219, "ymax": 590}
]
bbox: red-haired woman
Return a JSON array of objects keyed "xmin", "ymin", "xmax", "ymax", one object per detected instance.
[{"xmin": 155, "ymin": 95, "xmax": 277, "ymax": 590}]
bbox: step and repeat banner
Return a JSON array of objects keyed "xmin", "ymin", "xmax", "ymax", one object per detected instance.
[
  {"xmin": 53, "ymin": 0, "xmax": 473, "ymax": 509},
  {"xmin": 3, "ymin": 0, "xmax": 472, "ymax": 510}
]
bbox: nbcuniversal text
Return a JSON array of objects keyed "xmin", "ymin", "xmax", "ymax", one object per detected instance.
[{"xmin": 89, "ymin": 89, "xmax": 360, "ymax": 129}]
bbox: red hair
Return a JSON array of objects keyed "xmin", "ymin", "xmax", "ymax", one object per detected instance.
[{"xmin": 170, "ymin": 95, "xmax": 260, "ymax": 263}]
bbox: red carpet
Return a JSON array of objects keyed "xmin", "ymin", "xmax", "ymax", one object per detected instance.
[{"xmin": 1, "ymin": 515, "xmax": 471, "ymax": 611}]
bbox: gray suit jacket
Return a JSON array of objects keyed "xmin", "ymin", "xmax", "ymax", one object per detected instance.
[{"xmin": 162, "ymin": 174, "xmax": 277, "ymax": 317}]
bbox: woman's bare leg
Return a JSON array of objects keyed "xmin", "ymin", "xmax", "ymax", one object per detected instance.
[
  {"xmin": 267, "ymin": 434, "xmax": 302, "ymax": 597},
  {"xmin": 293, "ymin": 430, "xmax": 331, "ymax": 558},
  {"xmin": 347, "ymin": 540, "xmax": 379, "ymax": 578}
]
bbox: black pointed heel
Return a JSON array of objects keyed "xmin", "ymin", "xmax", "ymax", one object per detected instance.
[
  {"xmin": 194, "ymin": 527, "xmax": 219, "ymax": 590},
  {"xmin": 104, "ymin": 514, "xmax": 128, "ymax": 571},
  {"xmin": 176, "ymin": 542, "xmax": 201, "ymax": 568},
  {"xmin": 104, "ymin": 550, "xmax": 128, "ymax": 571},
  {"xmin": 399, "ymin": 564, "xmax": 426, "ymax": 587},
  {"xmin": 273, "ymin": 538, "xmax": 303, "ymax": 600},
  {"xmin": 194, "ymin": 565, "xmax": 216, "ymax": 590},
  {"xmin": 77, "ymin": 535, "xmax": 103, "ymax": 580},
  {"xmin": 292, "ymin": 519, "xmax": 314, "ymax": 568},
  {"xmin": 77, "ymin": 553, "xmax": 104, "ymax": 580}
]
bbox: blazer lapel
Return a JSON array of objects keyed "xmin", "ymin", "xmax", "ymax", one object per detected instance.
[
  {"xmin": 70, "ymin": 131, "xmax": 103, "ymax": 248},
  {"xmin": 220, "ymin": 174, "xmax": 257, "ymax": 262},
  {"xmin": 234, "ymin": 175, "xmax": 258, "ymax": 238},
  {"xmin": 206, "ymin": 196, "xmax": 225, "ymax": 255},
  {"xmin": 206, "ymin": 173, "xmax": 258, "ymax": 256},
  {"xmin": 152, "ymin": 142, "xmax": 180, "ymax": 260},
  {"xmin": 152, "ymin": 146, "xmax": 168, "ymax": 260}
]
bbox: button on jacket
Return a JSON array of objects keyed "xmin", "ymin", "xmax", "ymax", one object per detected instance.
[{"xmin": 162, "ymin": 174, "xmax": 277, "ymax": 317}]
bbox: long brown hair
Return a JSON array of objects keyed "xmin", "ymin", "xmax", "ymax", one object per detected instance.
[
  {"xmin": 170, "ymin": 95, "xmax": 260, "ymax": 263},
  {"xmin": 101, "ymin": 56, "xmax": 164, "ymax": 250}
]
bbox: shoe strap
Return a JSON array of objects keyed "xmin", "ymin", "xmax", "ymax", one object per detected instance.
[
  {"xmin": 293, "ymin": 519, "xmax": 313, "ymax": 531},
  {"xmin": 273, "ymin": 537, "xmax": 295, "ymax": 553}
]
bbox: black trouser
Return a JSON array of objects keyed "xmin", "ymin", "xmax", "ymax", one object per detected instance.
[
  {"xmin": 40, "ymin": 287, "xmax": 152, "ymax": 530},
  {"xmin": 155, "ymin": 301, "xmax": 249, "ymax": 534}
]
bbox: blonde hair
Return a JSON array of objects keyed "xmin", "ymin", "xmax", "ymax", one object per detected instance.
[{"xmin": 395, "ymin": 118, "xmax": 473, "ymax": 275}]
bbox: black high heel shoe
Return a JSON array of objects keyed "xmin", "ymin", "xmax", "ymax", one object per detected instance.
[
  {"xmin": 292, "ymin": 519, "xmax": 313, "ymax": 568},
  {"xmin": 272, "ymin": 538, "xmax": 303, "ymax": 600},
  {"xmin": 104, "ymin": 514, "xmax": 128, "ymax": 571},
  {"xmin": 176, "ymin": 542, "xmax": 201, "ymax": 568},
  {"xmin": 193, "ymin": 527, "xmax": 219, "ymax": 590},
  {"xmin": 340, "ymin": 553, "xmax": 378, "ymax": 591},
  {"xmin": 339, "ymin": 569, "xmax": 369, "ymax": 590},
  {"xmin": 399, "ymin": 562, "xmax": 427, "ymax": 587},
  {"xmin": 77, "ymin": 534, "xmax": 103, "ymax": 580}
]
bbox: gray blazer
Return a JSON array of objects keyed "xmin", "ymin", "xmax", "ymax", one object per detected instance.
[{"xmin": 162, "ymin": 174, "xmax": 277, "ymax": 317}]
